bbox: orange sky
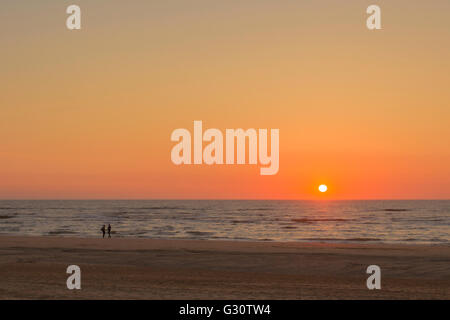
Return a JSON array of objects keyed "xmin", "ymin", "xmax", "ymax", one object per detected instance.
[{"xmin": 1, "ymin": 1, "xmax": 449, "ymax": 199}]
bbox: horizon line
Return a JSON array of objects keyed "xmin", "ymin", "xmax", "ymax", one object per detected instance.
[{"xmin": 0, "ymin": 198, "xmax": 449, "ymax": 201}]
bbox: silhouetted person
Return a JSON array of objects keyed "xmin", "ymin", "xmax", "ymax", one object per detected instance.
[
  {"xmin": 101, "ymin": 225, "xmax": 106, "ymax": 238},
  {"xmin": 107, "ymin": 224, "xmax": 112, "ymax": 238}
]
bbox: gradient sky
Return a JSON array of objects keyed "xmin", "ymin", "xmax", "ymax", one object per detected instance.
[{"xmin": 1, "ymin": 0, "xmax": 449, "ymax": 199}]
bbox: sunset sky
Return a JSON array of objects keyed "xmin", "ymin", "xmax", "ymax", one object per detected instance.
[{"xmin": 1, "ymin": 0, "xmax": 449, "ymax": 199}]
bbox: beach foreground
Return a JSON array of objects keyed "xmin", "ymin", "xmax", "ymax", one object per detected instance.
[{"xmin": 0, "ymin": 236, "xmax": 449, "ymax": 299}]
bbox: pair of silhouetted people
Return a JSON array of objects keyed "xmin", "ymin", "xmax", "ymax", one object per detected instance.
[{"xmin": 101, "ymin": 224, "xmax": 112, "ymax": 238}]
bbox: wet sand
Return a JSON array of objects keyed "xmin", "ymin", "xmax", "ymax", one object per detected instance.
[{"xmin": 0, "ymin": 236, "xmax": 449, "ymax": 299}]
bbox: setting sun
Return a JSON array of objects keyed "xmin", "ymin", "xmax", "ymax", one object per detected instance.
[{"xmin": 318, "ymin": 185, "xmax": 328, "ymax": 193}]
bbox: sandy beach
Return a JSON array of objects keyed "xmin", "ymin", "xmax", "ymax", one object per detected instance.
[{"xmin": 0, "ymin": 236, "xmax": 449, "ymax": 299}]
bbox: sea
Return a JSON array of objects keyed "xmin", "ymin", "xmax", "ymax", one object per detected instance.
[{"xmin": 0, "ymin": 200, "xmax": 449, "ymax": 245}]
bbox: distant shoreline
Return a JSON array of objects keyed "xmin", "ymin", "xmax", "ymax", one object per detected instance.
[
  {"xmin": 1, "ymin": 236, "xmax": 449, "ymax": 299},
  {"xmin": 0, "ymin": 234, "xmax": 449, "ymax": 247},
  {"xmin": 2, "ymin": 234, "xmax": 449, "ymax": 247}
]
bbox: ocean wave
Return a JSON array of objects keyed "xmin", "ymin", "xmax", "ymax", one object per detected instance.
[
  {"xmin": 137, "ymin": 207, "xmax": 186, "ymax": 210},
  {"xmin": 391, "ymin": 218, "xmax": 446, "ymax": 222},
  {"xmin": 303, "ymin": 237, "xmax": 381, "ymax": 242},
  {"xmin": 127, "ymin": 231, "xmax": 148, "ymax": 236},
  {"xmin": 231, "ymin": 220, "xmax": 256, "ymax": 224},
  {"xmin": 291, "ymin": 218, "xmax": 351, "ymax": 223},
  {"xmin": 48, "ymin": 230, "xmax": 77, "ymax": 235},
  {"xmin": 402, "ymin": 238, "xmax": 419, "ymax": 242},
  {"xmin": 186, "ymin": 231, "xmax": 214, "ymax": 236}
]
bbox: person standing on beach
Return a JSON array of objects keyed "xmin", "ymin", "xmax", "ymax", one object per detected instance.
[
  {"xmin": 101, "ymin": 225, "xmax": 106, "ymax": 238},
  {"xmin": 107, "ymin": 224, "xmax": 112, "ymax": 238}
]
